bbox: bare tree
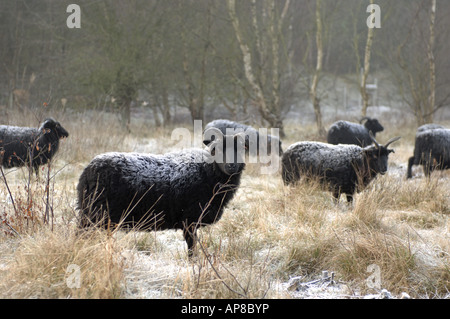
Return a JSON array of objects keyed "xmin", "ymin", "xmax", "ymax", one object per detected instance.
[
  {"xmin": 174, "ymin": 0, "xmax": 217, "ymax": 123},
  {"xmin": 391, "ymin": 0, "xmax": 448, "ymax": 125},
  {"xmin": 226, "ymin": 0, "xmax": 289, "ymax": 137},
  {"xmin": 310, "ymin": 0, "xmax": 326, "ymax": 137},
  {"xmin": 360, "ymin": 0, "xmax": 376, "ymax": 117},
  {"xmin": 427, "ymin": 0, "xmax": 436, "ymax": 123}
]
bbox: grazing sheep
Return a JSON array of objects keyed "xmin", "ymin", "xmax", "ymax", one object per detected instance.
[
  {"xmin": 282, "ymin": 133, "xmax": 400, "ymax": 202},
  {"xmin": 0, "ymin": 118, "xmax": 69, "ymax": 176},
  {"xmin": 77, "ymin": 128, "xmax": 247, "ymax": 256},
  {"xmin": 204, "ymin": 119, "xmax": 283, "ymax": 157},
  {"xmin": 407, "ymin": 126, "xmax": 450, "ymax": 179},
  {"xmin": 416, "ymin": 123, "xmax": 444, "ymax": 133},
  {"xmin": 327, "ymin": 117, "xmax": 384, "ymax": 147}
]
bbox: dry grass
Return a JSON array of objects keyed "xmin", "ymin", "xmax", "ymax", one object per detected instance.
[
  {"xmin": 0, "ymin": 109, "xmax": 449, "ymax": 299},
  {"xmin": 0, "ymin": 227, "xmax": 125, "ymax": 298}
]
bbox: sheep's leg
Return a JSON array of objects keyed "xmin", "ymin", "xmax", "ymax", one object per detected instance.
[
  {"xmin": 406, "ymin": 156, "xmax": 414, "ymax": 179},
  {"xmin": 183, "ymin": 224, "xmax": 198, "ymax": 258},
  {"xmin": 423, "ymin": 162, "xmax": 433, "ymax": 177},
  {"xmin": 281, "ymin": 160, "xmax": 300, "ymax": 185},
  {"xmin": 332, "ymin": 190, "xmax": 340, "ymax": 202},
  {"xmin": 346, "ymin": 194, "xmax": 354, "ymax": 203},
  {"xmin": 33, "ymin": 165, "xmax": 40, "ymax": 180}
]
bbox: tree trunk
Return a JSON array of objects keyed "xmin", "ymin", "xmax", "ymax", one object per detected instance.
[
  {"xmin": 120, "ymin": 100, "xmax": 131, "ymax": 133},
  {"xmin": 227, "ymin": 0, "xmax": 286, "ymax": 137},
  {"xmin": 426, "ymin": 0, "xmax": 436, "ymax": 124},
  {"xmin": 310, "ymin": 0, "xmax": 326, "ymax": 137},
  {"xmin": 361, "ymin": 0, "xmax": 375, "ymax": 117},
  {"xmin": 179, "ymin": 1, "xmax": 213, "ymax": 123},
  {"xmin": 161, "ymin": 86, "xmax": 171, "ymax": 127},
  {"xmin": 152, "ymin": 105, "xmax": 162, "ymax": 127},
  {"xmin": 268, "ymin": 0, "xmax": 289, "ymax": 137}
]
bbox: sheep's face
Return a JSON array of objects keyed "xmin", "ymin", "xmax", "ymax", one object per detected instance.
[
  {"xmin": 364, "ymin": 118, "xmax": 384, "ymax": 134},
  {"xmin": 363, "ymin": 146, "xmax": 394, "ymax": 175},
  {"xmin": 363, "ymin": 135, "xmax": 401, "ymax": 175},
  {"xmin": 204, "ymin": 128, "xmax": 247, "ymax": 175},
  {"xmin": 41, "ymin": 118, "xmax": 69, "ymax": 139}
]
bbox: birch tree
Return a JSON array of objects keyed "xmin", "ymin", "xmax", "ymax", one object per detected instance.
[
  {"xmin": 310, "ymin": 0, "xmax": 326, "ymax": 137},
  {"xmin": 427, "ymin": 0, "xmax": 436, "ymax": 123},
  {"xmin": 179, "ymin": 0, "xmax": 214, "ymax": 122},
  {"xmin": 226, "ymin": 0, "xmax": 289, "ymax": 137},
  {"xmin": 391, "ymin": 0, "xmax": 447, "ymax": 125},
  {"xmin": 360, "ymin": 0, "xmax": 376, "ymax": 117}
]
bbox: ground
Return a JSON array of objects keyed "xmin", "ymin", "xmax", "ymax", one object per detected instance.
[{"xmin": 0, "ymin": 107, "xmax": 449, "ymax": 299}]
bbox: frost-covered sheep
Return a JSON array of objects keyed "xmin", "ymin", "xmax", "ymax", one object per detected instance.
[
  {"xmin": 407, "ymin": 126, "xmax": 450, "ymax": 179},
  {"xmin": 282, "ymin": 133, "xmax": 400, "ymax": 202},
  {"xmin": 204, "ymin": 119, "xmax": 283, "ymax": 157},
  {"xmin": 0, "ymin": 118, "xmax": 69, "ymax": 176},
  {"xmin": 416, "ymin": 123, "xmax": 444, "ymax": 133},
  {"xmin": 327, "ymin": 117, "xmax": 384, "ymax": 147},
  {"xmin": 77, "ymin": 128, "xmax": 247, "ymax": 256}
]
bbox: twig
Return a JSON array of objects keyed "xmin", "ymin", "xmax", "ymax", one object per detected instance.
[
  {"xmin": 192, "ymin": 176, "xmax": 249, "ymax": 298},
  {"xmin": 44, "ymin": 160, "xmax": 53, "ymax": 229},
  {"xmin": 0, "ymin": 166, "xmax": 18, "ymax": 216},
  {"xmin": 196, "ymin": 239, "xmax": 248, "ymax": 298},
  {"xmin": 1, "ymin": 219, "xmax": 20, "ymax": 237}
]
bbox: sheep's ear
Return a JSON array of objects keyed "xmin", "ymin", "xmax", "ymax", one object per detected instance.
[{"xmin": 203, "ymin": 138, "xmax": 213, "ymax": 146}]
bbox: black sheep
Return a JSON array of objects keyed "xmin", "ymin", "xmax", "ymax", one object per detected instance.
[
  {"xmin": 0, "ymin": 118, "xmax": 69, "ymax": 176},
  {"xmin": 327, "ymin": 117, "xmax": 384, "ymax": 147},
  {"xmin": 407, "ymin": 126, "xmax": 450, "ymax": 179},
  {"xmin": 416, "ymin": 123, "xmax": 444, "ymax": 133},
  {"xmin": 204, "ymin": 119, "xmax": 283, "ymax": 157},
  {"xmin": 77, "ymin": 128, "xmax": 247, "ymax": 256},
  {"xmin": 282, "ymin": 133, "xmax": 400, "ymax": 202}
]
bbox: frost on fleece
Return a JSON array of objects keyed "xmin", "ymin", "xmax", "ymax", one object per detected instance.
[
  {"xmin": 407, "ymin": 127, "xmax": 450, "ymax": 178},
  {"xmin": 204, "ymin": 119, "xmax": 283, "ymax": 156},
  {"xmin": 0, "ymin": 118, "xmax": 69, "ymax": 176},
  {"xmin": 77, "ymin": 132, "xmax": 246, "ymax": 256},
  {"xmin": 282, "ymin": 136, "xmax": 400, "ymax": 202},
  {"xmin": 327, "ymin": 118, "xmax": 384, "ymax": 147}
]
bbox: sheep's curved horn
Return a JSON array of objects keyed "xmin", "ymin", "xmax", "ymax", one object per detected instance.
[
  {"xmin": 204, "ymin": 127, "xmax": 223, "ymax": 136},
  {"xmin": 203, "ymin": 127, "xmax": 224, "ymax": 145},
  {"xmin": 369, "ymin": 131, "xmax": 380, "ymax": 149},
  {"xmin": 384, "ymin": 136, "xmax": 401, "ymax": 148},
  {"xmin": 360, "ymin": 116, "xmax": 370, "ymax": 124}
]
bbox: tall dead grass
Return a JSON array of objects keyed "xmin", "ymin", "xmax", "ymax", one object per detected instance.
[{"xmin": 0, "ymin": 227, "xmax": 126, "ymax": 298}]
